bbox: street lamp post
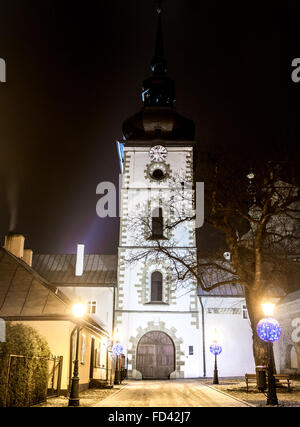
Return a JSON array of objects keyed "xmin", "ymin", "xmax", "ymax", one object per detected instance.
[
  {"xmin": 68, "ymin": 302, "xmax": 86, "ymax": 407},
  {"xmin": 257, "ymin": 301, "xmax": 282, "ymax": 406},
  {"xmin": 209, "ymin": 329, "xmax": 222, "ymax": 385},
  {"xmin": 112, "ymin": 328, "xmax": 123, "ymax": 385}
]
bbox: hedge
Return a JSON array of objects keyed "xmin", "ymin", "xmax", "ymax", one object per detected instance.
[{"xmin": 0, "ymin": 322, "xmax": 50, "ymax": 407}]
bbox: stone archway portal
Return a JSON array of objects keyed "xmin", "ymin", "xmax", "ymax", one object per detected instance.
[{"xmin": 136, "ymin": 331, "xmax": 175, "ymax": 379}]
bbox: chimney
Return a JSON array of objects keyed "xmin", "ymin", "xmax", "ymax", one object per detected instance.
[
  {"xmin": 75, "ymin": 244, "xmax": 85, "ymax": 276},
  {"xmin": 4, "ymin": 233, "xmax": 25, "ymax": 258},
  {"xmin": 22, "ymin": 249, "xmax": 33, "ymax": 267}
]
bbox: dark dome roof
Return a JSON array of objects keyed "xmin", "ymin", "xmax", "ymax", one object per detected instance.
[{"xmin": 122, "ymin": 107, "xmax": 195, "ymax": 141}]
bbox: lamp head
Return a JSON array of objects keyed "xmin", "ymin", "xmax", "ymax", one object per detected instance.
[
  {"xmin": 261, "ymin": 301, "xmax": 275, "ymax": 317},
  {"xmin": 212, "ymin": 328, "xmax": 220, "ymax": 343},
  {"xmin": 72, "ymin": 302, "xmax": 87, "ymax": 318},
  {"xmin": 114, "ymin": 328, "xmax": 121, "ymax": 343}
]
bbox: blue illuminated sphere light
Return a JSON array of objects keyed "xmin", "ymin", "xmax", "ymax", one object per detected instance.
[
  {"xmin": 257, "ymin": 317, "xmax": 282, "ymax": 343},
  {"xmin": 112, "ymin": 343, "xmax": 123, "ymax": 357},
  {"xmin": 210, "ymin": 343, "xmax": 222, "ymax": 356}
]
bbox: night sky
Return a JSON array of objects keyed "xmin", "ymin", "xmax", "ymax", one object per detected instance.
[{"xmin": 0, "ymin": 0, "xmax": 300, "ymax": 254}]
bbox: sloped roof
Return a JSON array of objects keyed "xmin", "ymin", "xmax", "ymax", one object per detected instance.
[
  {"xmin": 196, "ymin": 256, "xmax": 287, "ymax": 298},
  {"xmin": 279, "ymin": 290, "xmax": 300, "ymax": 304},
  {"xmin": 33, "ymin": 254, "xmax": 118, "ymax": 287},
  {"xmin": 198, "ymin": 283, "xmax": 286, "ymax": 298},
  {"xmin": 198, "ymin": 284, "xmax": 245, "ymax": 297},
  {"xmin": 0, "ymin": 248, "xmax": 70, "ymax": 318},
  {"xmin": 0, "ymin": 249, "xmax": 109, "ymax": 335},
  {"xmin": 196, "ymin": 258, "xmax": 245, "ymax": 297}
]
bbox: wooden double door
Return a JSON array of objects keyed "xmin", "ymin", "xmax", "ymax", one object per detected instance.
[{"xmin": 136, "ymin": 331, "xmax": 175, "ymax": 379}]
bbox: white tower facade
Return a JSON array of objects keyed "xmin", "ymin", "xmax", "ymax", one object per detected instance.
[{"xmin": 116, "ymin": 142, "xmax": 203, "ymax": 379}]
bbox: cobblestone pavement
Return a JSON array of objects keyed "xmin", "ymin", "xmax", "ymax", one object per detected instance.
[{"xmin": 95, "ymin": 380, "xmax": 250, "ymax": 407}]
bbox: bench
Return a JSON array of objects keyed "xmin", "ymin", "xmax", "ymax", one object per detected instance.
[
  {"xmin": 245, "ymin": 374, "xmax": 257, "ymax": 391},
  {"xmin": 245, "ymin": 373, "xmax": 291, "ymax": 392},
  {"xmin": 274, "ymin": 374, "xmax": 291, "ymax": 392}
]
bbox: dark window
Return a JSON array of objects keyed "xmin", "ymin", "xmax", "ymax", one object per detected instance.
[
  {"xmin": 189, "ymin": 346, "xmax": 194, "ymax": 356},
  {"xmin": 88, "ymin": 301, "xmax": 97, "ymax": 315},
  {"xmin": 151, "ymin": 271, "xmax": 163, "ymax": 302},
  {"xmin": 152, "ymin": 169, "xmax": 165, "ymax": 180},
  {"xmin": 154, "ymin": 128, "xmax": 162, "ymax": 138},
  {"xmin": 152, "ymin": 208, "xmax": 164, "ymax": 238},
  {"xmin": 242, "ymin": 305, "xmax": 248, "ymax": 319}
]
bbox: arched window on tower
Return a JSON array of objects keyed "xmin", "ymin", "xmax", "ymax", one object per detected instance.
[
  {"xmin": 151, "ymin": 207, "xmax": 164, "ymax": 239},
  {"xmin": 151, "ymin": 271, "xmax": 163, "ymax": 302}
]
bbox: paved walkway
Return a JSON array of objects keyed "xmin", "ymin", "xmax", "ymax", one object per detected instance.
[{"xmin": 96, "ymin": 380, "xmax": 249, "ymax": 407}]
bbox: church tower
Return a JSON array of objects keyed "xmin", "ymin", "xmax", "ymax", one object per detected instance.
[{"xmin": 116, "ymin": 6, "xmax": 203, "ymax": 379}]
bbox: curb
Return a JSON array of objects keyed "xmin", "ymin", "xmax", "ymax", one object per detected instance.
[
  {"xmin": 94, "ymin": 382, "xmax": 129, "ymax": 406},
  {"xmin": 206, "ymin": 385, "xmax": 257, "ymax": 407}
]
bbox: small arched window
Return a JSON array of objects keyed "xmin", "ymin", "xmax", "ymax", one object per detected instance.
[
  {"xmin": 151, "ymin": 271, "xmax": 163, "ymax": 302},
  {"xmin": 152, "ymin": 207, "xmax": 164, "ymax": 238}
]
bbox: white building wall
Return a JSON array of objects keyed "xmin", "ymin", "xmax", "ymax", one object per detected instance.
[
  {"xmin": 273, "ymin": 294, "xmax": 300, "ymax": 374},
  {"xmin": 58, "ymin": 286, "xmax": 114, "ymax": 334},
  {"xmin": 201, "ymin": 297, "xmax": 256, "ymax": 377}
]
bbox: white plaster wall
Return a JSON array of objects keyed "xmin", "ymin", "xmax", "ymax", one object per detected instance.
[
  {"xmin": 201, "ymin": 297, "xmax": 256, "ymax": 377},
  {"xmin": 273, "ymin": 299, "xmax": 300, "ymax": 374},
  {"xmin": 120, "ymin": 145, "xmax": 195, "ymax": 249},
  {"xmin": 123, "ymin": 146, "xmax": 193, "ymax": 190},
  {"xmin": 121, "ymin": 188, "xmax": 195, "ymax": 248},
  {"xmin": 118, "ymin": 250, "xmax": 197, "ymax": 311},
  {"xmin": 58, "ymin": 286, "xmax": 114, "ymax": 334}
]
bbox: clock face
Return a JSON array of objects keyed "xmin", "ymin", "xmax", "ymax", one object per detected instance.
[{"xmin": 149, "ymin": 145, "xmax": 168, "ymax": 162}]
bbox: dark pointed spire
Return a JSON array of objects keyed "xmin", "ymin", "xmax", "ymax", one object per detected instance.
[
  {"xmin": 151, "ymin": 1, "xmax": 167, "ymax": 76},
  {"xmin": 121, "ymin": 0, "xmax": 196, "ymax": 141},
  {"xmin": 154, "ymin": 5, "xmax": 164, "ymax": 59}
]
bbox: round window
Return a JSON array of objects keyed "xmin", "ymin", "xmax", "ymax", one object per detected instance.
[{"xmin": 151, "ymin": 169, "xmax": 165, "ymax": 180}]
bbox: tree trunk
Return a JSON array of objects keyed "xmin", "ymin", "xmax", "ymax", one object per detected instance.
[{"xmin": 244, "ymin": 287, "xmax": 268, "ymax": 367}]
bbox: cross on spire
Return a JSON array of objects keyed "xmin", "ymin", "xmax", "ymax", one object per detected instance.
[
  {"xmin": 155, "ymin": 0, "xmax": 163, "ymax": 14},
  {"xmin": 151, "ymin": 0, "xmax": 167, "ymax": 75}
]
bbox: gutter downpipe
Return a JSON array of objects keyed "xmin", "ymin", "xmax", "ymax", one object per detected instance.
[
  {"xmin": 199, "ymin": 296, "xmax": 206, "ymax": 377},
  {"xmin": 110, "ymin": 286, "xmax": 116, "ymax": 386},
  {"xmin": 112, "ymin": 286, "xmax": 116, "ymax": 335},
  {"xmin": 69, "ymin": 326, "xmax": 78, "ymax": 393}
]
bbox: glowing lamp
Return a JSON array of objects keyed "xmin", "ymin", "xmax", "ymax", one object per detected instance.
[
  {"xmin": 261, "ymin": 301, "xmax": 275, "ymax": 317},
  {"xmin": 211, "ymin": 328, "xmax": 221, "ymax": 344},
  {"xmin": 210, "ymin": 329, "xmax": 222, "ymax": 384},
  {"xmin": 112, "ymin": 343, "xmax": 124, "ymax": 357},
  {"xmin": 72, "ymin": 302, "xmax": 87, "ymax": 318},
  {"xmin": 210, "ymin": 343, "xmax": 222, "ymax": 356},
  {"xmin": 257, "ymin": 318, "xmax": 281, "ymax": 343},
  {"xmin": 114, "ymin": 328, "xmax": 121, "ymax": 343},
  {"xmin": 257, "ymin": 302, "xmax": 281, "ymax": 405}
]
